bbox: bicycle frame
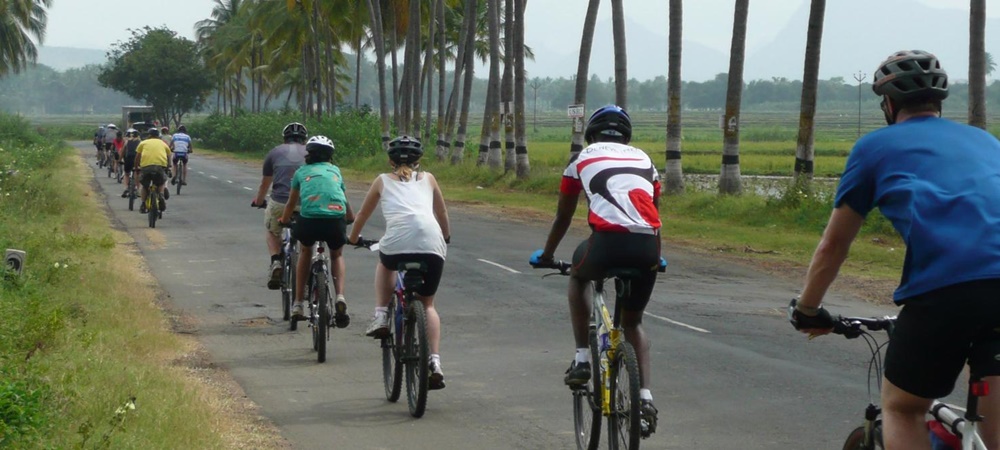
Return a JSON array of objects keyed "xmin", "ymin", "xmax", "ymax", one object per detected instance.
[{"xmin": 592, "ymin": 278, "xmax": 626, "ymax": 417}]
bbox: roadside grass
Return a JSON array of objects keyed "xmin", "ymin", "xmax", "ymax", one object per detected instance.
[{"xmin": 0, "ymin": 116, "xmax": 275, "ymax": 448}]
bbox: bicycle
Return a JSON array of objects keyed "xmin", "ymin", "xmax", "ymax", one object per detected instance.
[
  {"xmin": 354, "ymin": 238, "xmax": 432, "ymax": 418},
  {"xmin": 173, "ymin": 157, "xmax": 187, "ymax": 195},
  {"xmin": 531, "ymin": 256, "xmax": 665, "ymax": 450},
  {"xmin": 252, "ymin": 201, "xmax": 297, "ymax": 326},
  {"xmin": 786, "ymin": 299, "xmax": 989, "ymax": 450},
  {"xmin": 126, "ymin": 171, "xmax": 138, "ymax": 211},
  {"xmin": 115, "ymin": 156, "xmax": 124, "ymax": 183},
  {"xmin": 107, "ymin": 152, "xmax": 116, "ymax": 179},
  {"xmin": 142, "ymin": 173, "xmax": 165, "ymax": 228}
]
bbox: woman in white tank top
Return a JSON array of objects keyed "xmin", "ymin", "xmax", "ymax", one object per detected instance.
[{"xmin": 349, "ymin": 136, "xmax": 451, "ymax": 389}]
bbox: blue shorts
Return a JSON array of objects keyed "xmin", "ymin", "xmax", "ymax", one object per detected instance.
[{"xmin": 173, "ymin": 154, "xmax": 189, "ymax": 164}]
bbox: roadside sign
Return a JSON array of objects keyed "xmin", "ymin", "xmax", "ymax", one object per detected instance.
[{"xmin": 567, "ymin": 104, "xmax": 585, "ymax": 118}]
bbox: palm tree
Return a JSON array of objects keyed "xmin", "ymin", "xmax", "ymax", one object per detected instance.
[
  {"xmin": 435, "ymin": 0, "xmax": 447, "ymax": 158},
  {"xmin": 969, "ymin": 0, "xmax": 987, "ymax": 129},
  {"xmin": 610, "ymin": 0, "xmax": 628, "ymax": 108},
  {"xmin": 570, "ymin": 0, "xmax": 602, "ymax": 158},
  {"xmin": 793, "ymin": 0, "xmax": 826, "ymax": 183},
  {"xmin": 514, "ymin": 0, "xmax": 530, "ymax": 178},
  {"xmin": 502, "ymin": 0, "xmax": 516, "ymax": 172},
  {"xmin": 0, "ymin": 0, "xmax": 52, "ymax": 76},
  {"xmin": 482, "ymin": 0, "xmax": 503, "ymax": 169},
  {"xmin": 664, "ymin": 0, "xmax": 684, "ymax": 194},
  {"xmin": 366, "ymin": 0, "xmax": 391, "ymax": 147},
  {"xmin": 452, "ymin": 0, "xmax": 479, "ymax": 164},
  {"xmin": 719, "ymin": 0, "xmax": 749, "ymax": 195}
]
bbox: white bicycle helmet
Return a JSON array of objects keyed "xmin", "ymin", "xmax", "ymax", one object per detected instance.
[
  {"xmin": 305, "ymin": 135, "xmax": 335, "ymax": 161},
  {"xmin": 107, "ymin": 123, "xmax": 118, "ymax": 129}
]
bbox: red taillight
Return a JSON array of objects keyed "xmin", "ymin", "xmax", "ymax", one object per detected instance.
[{"xmin": 972, "ymin": 381, "xmax": 990, "ymax": 397}]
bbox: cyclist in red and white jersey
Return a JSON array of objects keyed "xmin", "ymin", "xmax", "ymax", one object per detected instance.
[{"xmin": 534, "ymin": 105, "xmax": 662, "ymax": 435}]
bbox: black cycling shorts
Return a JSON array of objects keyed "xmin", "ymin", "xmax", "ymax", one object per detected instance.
[
  {"xmin": 123, "ymin": 155, "xmax": 136, "ymax": 173},
  {"xmin": 885, "ymin": 278, "xmax": 1000, "ymax": 399},
  {"xmin": 139, "ymin": 166, "xmax": 166, "ymax": 189},
  {"xmin": 572, "ymin": 232, "xmax": 661, "ymax": 312},
  {"xmin": 378, "ymin": 252, "xmax": 445, "ymax": 297},
  {"xmin": 292, "ymin": 216, "xmax": 347, "ymax": 250}
]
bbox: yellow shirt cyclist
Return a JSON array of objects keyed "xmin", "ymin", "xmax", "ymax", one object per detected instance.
[{"xmin": 136, "ymin": 136, "xmax": 172, "ymax": 168}]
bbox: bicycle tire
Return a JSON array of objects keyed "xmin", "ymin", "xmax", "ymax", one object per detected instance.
[
  {"xmin": 383, "ymin": 298, "xmax": 402, "ymax": 402},
  {"xmin": 281, "ymin": 250, "xmax": 293, "ymax": 321},
  {"xmin": 608, "ymin": 341, "xmax": 641, "ymax": 450},
  {"xmin": 316, "ymin": 273, "xmax": 330, "ymax": 363},
  {"xmin": 405, "ymin": 300, "xmax": 429, "ymax": 417},
  {"xmin": 176, "ymin": 161, "xmax": 184, "ymax": 195},
  {"xmin": 147, "ymin": 193, "xmax": 158, "ymax": 228},
  {"xmin": 574, "ymin": 328, "xmax": 603, "ymax": 450},
  {"xmin": 128, "ymin": 179, "xmax": 136, "ymax": 211},
  {"xmin": 842, "ymin": 425, "xmax": 884, "ymax": 450}
]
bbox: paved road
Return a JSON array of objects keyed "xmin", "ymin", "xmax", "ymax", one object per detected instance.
[{"xmin": 78, "ymin": 142, "xmax": 905, "ymax": 449}]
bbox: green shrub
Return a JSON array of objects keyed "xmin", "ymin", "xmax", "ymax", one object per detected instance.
[{"xmin": 191, "ymin": 110, "xmax": 382, "ymax": 162}]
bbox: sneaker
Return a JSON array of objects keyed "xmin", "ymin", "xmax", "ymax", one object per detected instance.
[
  {"xmin": 139, "ymin": 204, "xmax": 147, "ymax": 214},
  {"xmin": 564, "ymin": 361, "xmax": 591, "ymax": 387},
  {"xmin": 365, "ymin": 311, "xmax": 390, "ymax": 338},
  {"xmin": 121, "ymin": 190, "xmax": 128, "ymax": 198},
  {"xmin": 640, "ymin": 400, "xmax": 658, "ymax": 437},
  {"xmin": 291, "ymin": 302, "xmax": 305, "ymax": 321},
  {"xmin": 267, "ymin": 260, "xmax": 282, "ymax": 290},
  {"xmin": 170, "ymin": 177, "xmax": 177, "ymax": 185},
  {"xmin": 334, "ymin": 297, "xmax": 350, "ymax": 328},
  {"xmin": 429, "ymin": 360, "xmax": 446, "ymax": 390},
  {"xmin": 181, "ymin": 180, "xmax": 188, "ymax": 186}
]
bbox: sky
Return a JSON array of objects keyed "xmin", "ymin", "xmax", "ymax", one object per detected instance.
[{"xmin": 41, "ymin": 0, "xmax": 1000, "ymax": 79}]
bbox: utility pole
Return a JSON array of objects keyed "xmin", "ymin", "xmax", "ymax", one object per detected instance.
[{"xmin": 854, "ymin": 70, "xmax": 867, "ymax": 138}]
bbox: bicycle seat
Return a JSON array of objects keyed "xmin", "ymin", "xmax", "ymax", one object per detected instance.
[
  {"xmin": 606, "ymin": 268, "xmax": 643, "ymax": 280},
  {"xmin": 398, "ymin": 261, "xmax": 428, "ymax": 290}
]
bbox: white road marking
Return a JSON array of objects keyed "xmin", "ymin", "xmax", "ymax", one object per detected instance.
[
  {"xmin": 188, "ymin": 259, "xmax": 217, "ymax": 263},
  {"xmin": 477, "ymin": 258, "xmax": 521, "ymax": 274},
  {"xmin": 210, "ymin": 175, "xmax": 219, "ymax": 179},
  {"xmin": 227, "ymin": 180, "xmax": 233, "ymax": 184},
  {"xmin": 646, "ymin": 313, "xmax": 711, "ymax": 333},
  {"xmin": 243, "ymin": 187, "xmax": 253, "ymax": 191},
  {"xmin": 198, "ymin": 171, "xmax": 205, "ymax": 175}
]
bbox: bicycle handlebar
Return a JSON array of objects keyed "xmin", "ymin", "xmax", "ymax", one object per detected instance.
[
  {"xmin": 351, "ymin": 237, "xmax": 379, "ymax": 249},
  {"xmin": 530, "ymin": 259, "xmax": 573, "ymax": 276},
  {"xmin": 251, "ymin": 199, "xmax": 267, "ymax": 209},
  {"xmin": 830, "ymin": 315, "xmax": 896, "ymax": 338}
]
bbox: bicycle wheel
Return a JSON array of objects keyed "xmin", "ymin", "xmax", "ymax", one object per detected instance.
[
  {"xmin": 608, "ymin": 341, "xmax": 641, "ymax": 450},
  {"xmin": 128, "ymin": 179, "xmax": 136, "ymax": 211},
  {"xmin": 383, "ymin": 298, "xmax": 403, "ymax": 402},
  {"xmin": 147, "ymin": 193, "xmax": 158, "ymax": 228},
  {"xmin": 404, "ymin": 300, "xmax": 429, "ymax": 417},
  {"xmin": 312, "ymin": 270, "xmax": 329, "ymax": 361},
  {"xmin": 280, "ymin": 250, "xmax": 293, "ymax": 321},
  {"xmin": 574, "ymin": 328, "xmax": 603, "ymax": 450},
  {"xmin": 842, "ymin": 425, "xmax": 884, "ymax": 450},
  {"xmin": 176, "ymin": 161, "xmax": 184, "ymax": 195}
]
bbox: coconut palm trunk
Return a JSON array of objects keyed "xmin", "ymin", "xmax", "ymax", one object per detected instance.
[
  {"xmin": 969, "ymin": 0, "xmax": 987, "ymax": 129},
  {"xmin": 794, "ymin": 0, "xmax": 826, "ymax": 184},
  {"xmin": 610, "ymin": 0, "xmax": 628, "ymax": 109},
  {"xmin": 483, "ymin": 0, "xmax": 504, "ymax": 169},
  {"xmin": 435, "ymin": 0, "xmax": 447, "ymax": 160},
  {"xmin": 514, "ymin": 0, "xmax": 530, "ymax": 178},
  {"xmin": 452, "ymin": 0, "xmax": 479, "ymax": 164},
  {"xmin": 719, "ymin": 0, "xmax": 749, "ymax": 195},
  {"xmin": 570, "ymin": 0, "xmax": 602, "ymax": 158},
  {"xmin": 665, "ymin": 0, "xmax": 685, "ymax": 194},
  {"xmin": 366, "ymin": 0, "xmax": 390, "ymax": 148},
  {"xmin": 502, "ymin": 0, "xmax": 516, "ymax": 172}
]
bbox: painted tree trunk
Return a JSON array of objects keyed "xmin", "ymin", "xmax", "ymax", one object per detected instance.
[
  {"xmin": 571, "ymin": 0, "xmax": 602, "ymax": 158},
  {"xmin": 514, "ymin": 0, "xmax": 530, "ymax": 178},
  {"xmin": 502, "ymin": 0, "xmax": 516, "ymax": 172},
  {"xmin": 665, "ymin": 0, "xmax": 685, "ymax": 194},
  {"xmin": 969, "ymin": 0, "xmax": 987, "ymax": 129},
  {"xmin": 485, "ymin": 0, "xmax": 503, "ymax": 169},
  {"xmin": 453, "ymin": 0, "xmax": 479, "ymax": 165},
  {"xmin": 794, "ymin": 0, "xmax": 826, "ymax": 184},
  {"xmin": 366, "ymin": 0, "xmax": 390, "ymax": 148},
  {"xmin": 719, "ymin": 0, "xmax": 749, "ymax": 195},
  {"xmin": 610, "ymin": 0, "xmax": 628, "ymax": 109}
]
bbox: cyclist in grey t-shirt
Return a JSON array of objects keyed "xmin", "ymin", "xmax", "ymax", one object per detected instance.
[{"xmin": 253, "ymin": 122, "xmax": 309, "ymax": 289}]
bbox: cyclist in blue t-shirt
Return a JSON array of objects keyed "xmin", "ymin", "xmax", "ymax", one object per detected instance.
[
  {"xmin": 790, "ymin": 50, "xmax": 1000, "ymax": 449},
  {"xmin": 169, "ymin": 124, "xmax": 193, "ymax": 186}
]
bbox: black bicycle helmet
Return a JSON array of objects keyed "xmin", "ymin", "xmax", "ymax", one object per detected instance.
[
  {"xmin": 387, "ymin": 135, "xmax": 424, "ymax": 165},
  {"xmin": 282, "ymin": 122, "xmax": 308, "ymax": 140},
  {"xmin": 872, "ymin": 50, "xmax": 949, "ymax": 103},
  {"xmin": 305, "ymin": 135, "xmax": 335, "ymax": 162},
  {"xmin": 177, "ymin": 124, "xmax": 186, "ymax": 133},
  {"xmin": 584, "ymin": 105, "xmax": 632, "ymax": 144},
  {"xmin": 147, "ymin": 127, "xmax": 160, "ymax": 138}
]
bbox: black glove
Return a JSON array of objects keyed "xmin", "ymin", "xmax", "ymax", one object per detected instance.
[{"xmin": 788, "ymin": 298, "xmax": 834, "ymax": 330}]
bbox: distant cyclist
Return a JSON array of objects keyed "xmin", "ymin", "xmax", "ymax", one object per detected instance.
[
  {"xmin": 121, "ymin": 128, "xmax": 141, "ymax": 198},
  {"xmin": 348, "ymin": 135, "xmax": 452, "ymax": 390},
  {"xmin": 278, "ymin": 136, "xmax": 353, "ymax": 327},
  {"xmin": 790, "ymin": 50, "xmax": 1000, "ymax": 449},
  {"xmin": 532, "ymin": 105, "xmax": 662, "ymax": 435},
  {"xmin": 135, "ymin": 127, "xmax": 172, "ymax": 214},
  {"xmin": 93, "ymin": 124, "xmax": 104, "ymax": 160},
  {"xmin": 253, "ymin": 122, "xmax": 308, "ymax": 289},
  {"xmin": 160, "ymin": 126, "xmax": 173, "ymax": 147},
  {"xmin": 170, "ymin": 124, "xmax": 193, "ymax": 186}
]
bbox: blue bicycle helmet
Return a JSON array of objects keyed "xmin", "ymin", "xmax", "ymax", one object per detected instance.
[{"xmin": 584, "ymin": 105, "xmax": 632, "ymax": 144}]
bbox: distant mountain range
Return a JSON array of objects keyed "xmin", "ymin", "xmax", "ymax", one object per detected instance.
[{"xmin": 37, "ymin": 1, "xmax": 998, "ymax": 83}]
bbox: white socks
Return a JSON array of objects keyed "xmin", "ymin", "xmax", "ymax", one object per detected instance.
[
  {"xmin": 575, "ymin": 348, "xmax": 589, "ymax": 364},
  {"xmin": 640, "ymin": 389, "xmax": 653, "ymax": 401}
]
